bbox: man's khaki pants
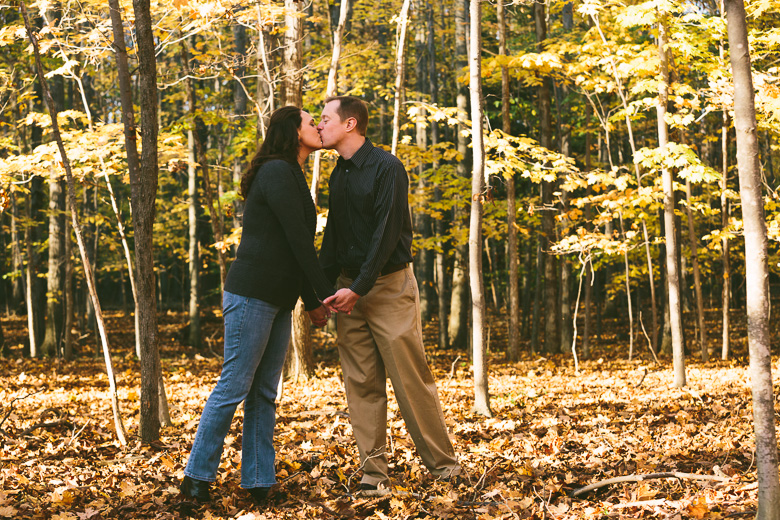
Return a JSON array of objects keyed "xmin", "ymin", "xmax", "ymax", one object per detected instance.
[{"xmin": 337, "ymin": 266, "xmax": 460, "ymax": 486}]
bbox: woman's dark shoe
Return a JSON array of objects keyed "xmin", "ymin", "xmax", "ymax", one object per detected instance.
[
  {"xmin": 180, "ymin": 475, "xmax": 211, "ymax": 502},
  {"xmin": 247, "ymin": 486, "xmax": 271, "ymax": 505}
]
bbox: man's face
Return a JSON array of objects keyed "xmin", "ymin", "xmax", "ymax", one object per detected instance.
[{"xmin": 317, "ymin": 100, "xmax": 348, "ymax": 150}]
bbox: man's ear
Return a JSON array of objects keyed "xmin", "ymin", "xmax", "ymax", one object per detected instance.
[{"xmin": 345, "ymin": 117, "xmax": 357, "ymax": 132}]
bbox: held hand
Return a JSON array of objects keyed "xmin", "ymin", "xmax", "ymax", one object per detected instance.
[
  {"xmin": 307, "ymin": 305, "xmax": 330, "ymax": 327},
  {"xmin": 323, "ymin": 288, "xmax": 360, "ymax": 314}
]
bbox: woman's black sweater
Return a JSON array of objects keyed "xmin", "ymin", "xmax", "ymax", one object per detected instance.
[{"xmin": 224, "ymin": 159, "xmax": 335, "ymax": 311}]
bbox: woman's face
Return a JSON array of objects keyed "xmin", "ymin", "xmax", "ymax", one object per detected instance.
[{"xmin": 298, "ymin": 111, "xmax": 322, "ymax": 156}]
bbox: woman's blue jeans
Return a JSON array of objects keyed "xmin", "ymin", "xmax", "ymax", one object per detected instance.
[{"xmin": 184, "ymin": 291, "xmax": 292, "ymax": 489}]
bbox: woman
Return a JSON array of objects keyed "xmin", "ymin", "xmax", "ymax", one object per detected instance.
[{"xmin": 180, "ymin": 106, "xmax": 334, "ymax": 505}]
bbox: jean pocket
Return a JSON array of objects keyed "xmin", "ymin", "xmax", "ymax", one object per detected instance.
[{"xmin": 222, "ymin": 290, "xmax": 245, "ymax": 317}]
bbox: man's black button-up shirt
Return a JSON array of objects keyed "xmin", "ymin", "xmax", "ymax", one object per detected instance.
[{"xmin": 320, "ymin": 138, "xmax": 413, "ymax": 296}]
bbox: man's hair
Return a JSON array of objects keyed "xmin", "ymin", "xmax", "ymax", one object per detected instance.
[{"xmin": 325, "ymin": 96, "xmax": 368, "ymax": 136}]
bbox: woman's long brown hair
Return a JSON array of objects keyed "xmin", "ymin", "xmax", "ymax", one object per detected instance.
[{"xmin": 240, "ymin": 106, "xmax": 302, "ymax": 199}]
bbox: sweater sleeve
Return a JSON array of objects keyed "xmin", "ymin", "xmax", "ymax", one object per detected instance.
[{"xmin": 259, "ymin": 163, "xmax": 335, "ymax": 302}]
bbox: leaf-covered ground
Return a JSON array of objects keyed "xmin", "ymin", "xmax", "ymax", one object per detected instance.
[{"xmin": 0, "ymin": 311, "xmax": 774, "ymax": 519}]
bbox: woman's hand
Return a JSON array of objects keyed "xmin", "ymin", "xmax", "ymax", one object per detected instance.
[{"xmin": 307, "ymin": 305, "xmax": 331, "ymax": 327}]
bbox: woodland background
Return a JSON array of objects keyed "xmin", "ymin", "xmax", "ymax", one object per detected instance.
[{"xmin": 0, "ymin": 0, "xmax": 779, "ymax": 518}]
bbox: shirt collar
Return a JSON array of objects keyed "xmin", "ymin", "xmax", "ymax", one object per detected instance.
[{"xmin": 338, "ymin": 138, "xmax": 374, "ymax": 169}]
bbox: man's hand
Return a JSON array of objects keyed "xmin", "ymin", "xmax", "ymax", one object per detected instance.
[
  {"xmin": 323, "ymin": 288, "xmax": 360, "ymax": 314},
  {"xmin": 307, "ymin": 305, "xmax": 330, "ymax": 327}
]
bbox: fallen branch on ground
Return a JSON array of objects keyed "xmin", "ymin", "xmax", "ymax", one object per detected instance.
[
  {"xmin": 0, "ymin": 389, "xmax": 46, "ymax": 437},
  {"xmin": 20, "ymin": 408, "xmax": 73, "ymax": 436},
  {"xmin": 571, "ymin": 472, "xmax": 732, "ymax": 498}
]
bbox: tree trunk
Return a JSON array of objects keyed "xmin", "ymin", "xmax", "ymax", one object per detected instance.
[
  {"xmin": 582, "ymin": 103, "xmax": 593, "ymax": 360},
  {"xmin": 725, "ymin": 0, "xmax": 780, "ymax": 515},
  {"xmin": 232, "ymin": 23, "xmax": 248, "ymax": 248},
  {"xmin": 10, "ymin": 195, "xmax": 23, "ymax": 313},
  {"xmin": 498, "ymin": 0, "xmax": 518, "ymax": 362},
  {"xmin": 109, "ymin": 0, "xmax": 170, "ymax": 426},
  {"xmin": 22, "ymin": 1, "xmax": 128, "ymax": 445},
  {"xmin": 521, "ymin": 235, "xmax": 532, "ymax": 337},
  {"xmin": 25, "ymin": 176, "xmax": 45, "ymax": 358},
  {"xmin": 764, "ymin": 131, "xmax": 774, "ymax": 183},
  {"xmin": 468, "ymin": 0, "xmax": 490, "ymax": 417},
  {"xmin": 428, "ymin": 1, "xmax": 448, "ymax": 348},
  {"xmin": 559, "ymin": 212, "xmax": 573, "ymax": 354},
  {"xmin": 448, "ymin": 244, "xmax": 469, "ymax": 349},
  {"xmin": 187, "ymin": 129, "xmax": 201, "ymax": 349},
  {"xmin": 414, "ymin": 17, "xmax": 433, "ymax": 321},
  {"xmin": 529, "ymin": 236, "xmax": 542, "ymax": 353},
  {"xmin": 255, "ymin": 7, "xmax": 272, "ymax": 139},
  {"xmin": 449, "ymin": 0, "xmax": 469, "ymax": 349},
  {"xmin": 684, "ymin": 178, "xmax": 707, "ymax": 361},
  {"xmin": 390, "ymin": 0, "xmax": 411, "ymax": 156},
  {"xmin": 63, "ymin": 215, "xmax": 73, "ymax": 361},
  {"xmin": 284, "ymin": 300, "xmax": 312, "ymax": 382},
  {"xmin": 181, "ymin": 41, "xmax": 227, "ymax": 293},
  {"xmin": 281, "ymin": 0, "xmax": 303, "ymax": 108},
  {"xmin": 310, "ymin": 0, "xmax": 349, "ymax": 205},
  {"xmin": 657, "ymin": 15, "xmax": 685, "ymax": 386},
  {"xmin": 534, "ymin": 0, "xmax": 558, "ymax": 355},
  {"xmin": 129, "ymin": 0, "xmax": 162, "ymax": 442},
  {"xmin": 720, "ymin": 3, "xmax": 731, "ymax": 361},
  {"xmin": 556, "ymin": 3, "xmax": 573, "ymax": 354},
  {"xmin": 41, "ymin": 176, "xmax": 65, "ymax": 357}
]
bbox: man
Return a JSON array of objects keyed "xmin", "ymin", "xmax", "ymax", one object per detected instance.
[{"xmin": 317, "ymin": 96, "xmax": 461, "ymax": 493}]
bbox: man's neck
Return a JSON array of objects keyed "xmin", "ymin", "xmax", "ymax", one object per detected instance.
[{"xmin": 336, "ymin": 136, "xmax": 366, "ymax": 161}]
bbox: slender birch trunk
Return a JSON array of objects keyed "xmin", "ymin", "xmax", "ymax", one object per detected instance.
[
  {"xmin": 21, "ymin": 2, "xmax": 127, "ymax": 445},
  {"xmin": 657, "ymin": 15, "xmax": 686, "ymax": 387},
  {"xmin": 311, "ymin": 0, "xmax": 350, "ymax": 205},
  {"xmin": 468, "ymin": 0, "xmax": 490, "ymax": 417},
  {"xmin": 448, "ymin": 0, "xmax": 470, "ymax": 349},
  {"xmin": 390, "ymin": 0, "xmax": 411, "ymax": 156},
  {"xmin": 725, "ymin": 0, "xmax": 780, "ymax": 515}
]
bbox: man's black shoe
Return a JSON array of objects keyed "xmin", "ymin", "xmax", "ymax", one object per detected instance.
[
  {"xmin": 180, "ymin": 475, "xmax": 211, "ymax": 502},
  {"xmin": 247, "ymin": 486, "xmax": 271, "ymax": 505}
]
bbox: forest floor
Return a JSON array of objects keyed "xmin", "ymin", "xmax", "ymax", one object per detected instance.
[{"xmin": 0, "ymin": 308, "xmax": 775, "ymax": 519}]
